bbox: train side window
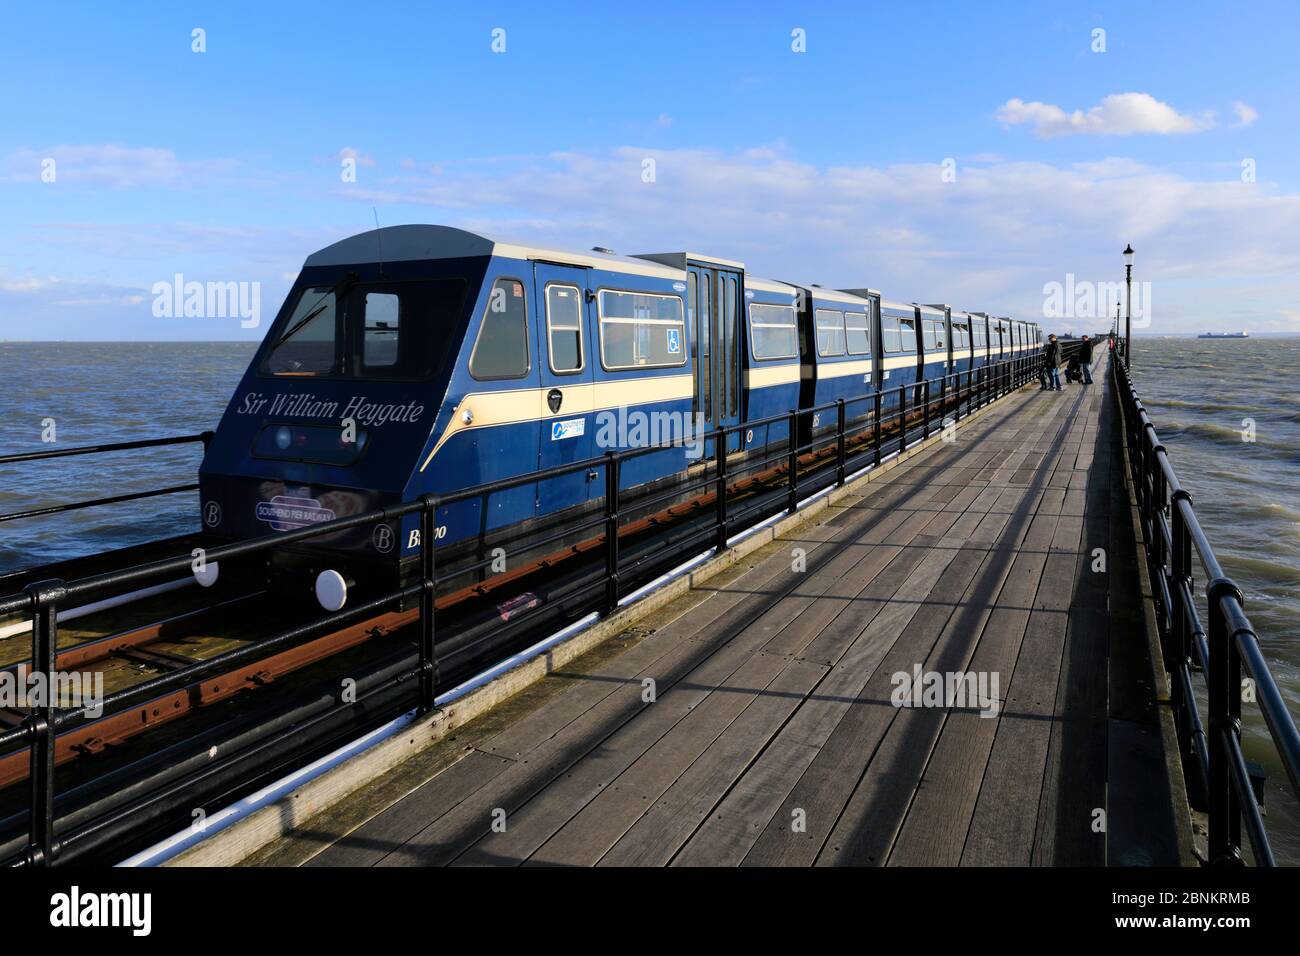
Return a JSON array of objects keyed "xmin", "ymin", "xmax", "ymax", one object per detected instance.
[
  {"xmin": 845, "ymin": 311, "xmax": 871, "ymax": 355},
  {"xmin": 545, "ymin": 284, "xmax": 584, "ymax": 373},
  {"xmin": 362, "ymin": 292, "xmax": 400, "ymax": 368},
  {"xmin": 882, "ymin": 315, "xmax": 901, "ymax": 353},
  {"xmin": 926, "ymin": 320, "xmax": 945, "ymax": 349},
  {"xmin": 898, "ymin": 318, "xmax": 917, "ymax": 352},
  {"xmin": 749, "ymin": 303, "xmax": 798, "ymax": 360},
  {"xmin": 598, "ymin": 289, "xmax": 686, "ymax": 369},
  {"xmin": 815, "ymin": 309, "xmax": 846, "ymax": 357},
  {"xmin": 470, "ymin": 277, "xmax": 530, "ymax": 380}
]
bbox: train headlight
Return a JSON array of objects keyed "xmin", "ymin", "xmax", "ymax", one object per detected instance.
[
  {"xmin": 315, "ymin": 569, "xmax": 349, "ymax": 612},
  {"xmin": 193, "ymin": 560, "xmax": 220, "ymax": 588},
  {"xmin": 275, "ymin": 426, "xmax": 293, "ymax": 450}
]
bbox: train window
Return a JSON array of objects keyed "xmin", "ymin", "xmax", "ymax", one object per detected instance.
[
  {"xmin": 748, "ymin": 303, "xmax": 798, "ymax": 360},
  {"xmin": 815, "ymin": 309, "xmax": 846, "ymax": 357},
  {"xmin": 362, "ymin": 292, "xmax": 400, "ymax": 367},
  {"xmin": 845, "ymin": 311, "xmax": 871, "ymax": 355},
  {"xmin": 898, "ymin": 317, "xmax": 917, "ymax": 352},
  {"xmin": 953, "ymin": 322, "xmax": 968, "ymax": 349},
  {"xmin": 470, "ymin": 277, "xmax": 530, "ymax": 380},
  {"xmin": 973, "ymin": 322, "xmax": 986, "ymax": 347},
  {"xmin": 598, "ymin": 289, "xmax": 686, "ymax": 370},
  {"xmin": 922, "ymin": 319, "xmax": 945, "ymax": 351},
  {"xmin": 545, "ymin": 284, "xmax": 584, "ymax": 373},
  {"xmin": 264, "ymin": 287, "xmax": 340, "ymax": 375},
  {"xmin": 882, "ymin": 315, "xmax": 901, "ymax": 353}
]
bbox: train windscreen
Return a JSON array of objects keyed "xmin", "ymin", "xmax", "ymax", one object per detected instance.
[{"xmin": 261, "ymin": 277, "xmax": 468, "ymax": 380}]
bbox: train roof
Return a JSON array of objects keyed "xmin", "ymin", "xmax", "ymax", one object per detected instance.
[
  {"xmin": 633, "ymin": 251, "xmax": 746, "ymax": 271},
  {"xmin": 838, "ymin": 287, "xmax": 882, "ymax": 298},
  {"xmin": 880, "ymin": 299, "xmax": 917, "ymax": 314},
  {"xmin": 745, "ymin": 275, "xmax": 798, "ymax": 295},
  {"xmin": 916, "ymin": 303, "xmax": 945, "ymax": 319},
  {"xmin": 304, "ymin": 224, "xmax": 684, "ymax": 280},
  {"xmin": 791, "ymin": 285, "xmax": 870, "ymax": 308}
]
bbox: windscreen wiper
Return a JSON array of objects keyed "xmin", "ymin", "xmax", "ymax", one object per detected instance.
[{"xmin": 271, "ymin": 272, "xmax": 358, "ymax": 349}]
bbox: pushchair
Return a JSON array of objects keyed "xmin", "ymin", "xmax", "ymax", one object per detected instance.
[{"xmin": 1064, "ymin": 355, "xmax": 1083, "ymax": 384}]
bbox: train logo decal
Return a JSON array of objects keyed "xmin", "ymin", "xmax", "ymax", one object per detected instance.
[
  {"xmin": 255, "ymin": 495, "xmax": 336, "ymax": 531},
  {"xmin": 371, "ymin": 524, "xmax": 395, "ymax": 553},
  {"xmin": 202, "ymin": 501, "xmax": 222, "ymax": 528},
  {"xmin": 551, "ymin": 418, "xmax": 585, "ymax": 441}
]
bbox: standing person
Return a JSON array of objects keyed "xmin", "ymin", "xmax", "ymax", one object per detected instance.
[
  {"xmin": 1044, "ymin": 334, "xmax": 1062, "ymax": 391},
  {"xmin": 1078, "ymin": 334, "xmax": 1094, "ymax": 384}
]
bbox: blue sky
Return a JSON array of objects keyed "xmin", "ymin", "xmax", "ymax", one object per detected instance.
[{"xmin": 2, "ymin": 0, "xmax": 1298, "ymax": 339}]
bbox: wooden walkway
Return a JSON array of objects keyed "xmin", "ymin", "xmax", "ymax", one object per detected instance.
[{"xmin": 246, "ymin": 350, "xmax": 1186, "ymax": 867}]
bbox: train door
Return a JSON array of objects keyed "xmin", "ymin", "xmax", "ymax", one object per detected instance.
[
  {"xmin": 534, "ymin": 262, "xmax": 597, "ymax": 508},
  {"xmin": 688, "ymin": 263, "xmax": 743, "ymax": 453}
]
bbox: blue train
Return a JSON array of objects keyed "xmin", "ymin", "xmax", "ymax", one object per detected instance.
[{"xmin": 197, "ymin": 225, "xmax": 1041, "ymax": 608}]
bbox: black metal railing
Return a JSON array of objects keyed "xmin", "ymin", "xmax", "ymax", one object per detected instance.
[
  {"xmin": 1113, "ymin": 359, "xmax": 1300, "ymax": 865},
  {"xmin": 1, "ymin": 352, "xmax": 1059, "ymax": 866},
  {"xmin": 0, "ymin": 432, "xmax": 213, "ymax": 524}
]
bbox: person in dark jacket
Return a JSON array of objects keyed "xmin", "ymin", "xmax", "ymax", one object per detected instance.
[
  {"xmin": 1078, "ymin": 335, "xmax": 1094, "ymax": 384},
  {"xmin": 1044, "ymin": 334, "xmax": 1062, "ymax": 391}
]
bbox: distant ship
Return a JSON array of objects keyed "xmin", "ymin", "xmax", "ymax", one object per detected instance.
[{"xmin": 1197, "ymin": 331, "xmax": 1249, "ymax": 339}]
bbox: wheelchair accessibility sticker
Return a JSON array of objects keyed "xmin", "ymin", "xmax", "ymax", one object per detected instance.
[
  {"xmin": 666, "ymin": 328, "xmax": 681, "ymax": 354},
  {"xmin": 551, "ymin": 418, "xmax": 585, "ymax": 441}
]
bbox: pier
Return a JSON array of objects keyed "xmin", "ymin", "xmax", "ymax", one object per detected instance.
[{"xmin": 218, "ymin": 349, "xmax": 1189, "ymax": 867}]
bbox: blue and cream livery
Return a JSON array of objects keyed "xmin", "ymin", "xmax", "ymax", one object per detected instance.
[{"xmin": 197, "ymin": 224, "xmax": 1043, "ymax": 605}]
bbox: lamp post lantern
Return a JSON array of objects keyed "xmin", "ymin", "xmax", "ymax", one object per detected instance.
[{"xmin": 1123, "ymin": 244, "xmax": 1134, "ymax": 369}]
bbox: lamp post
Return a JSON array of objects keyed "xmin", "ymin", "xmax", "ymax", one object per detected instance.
[{"xmin": 1123, "ymin": 243, "xmax": 1134, "ymax": 369}]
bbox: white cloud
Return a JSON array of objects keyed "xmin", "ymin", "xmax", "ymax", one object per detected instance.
[
  {"xmin": 337, "ymin": 146, "xmax": 376, "ymax": 167},
  {"xmin": 1232, "ymin": 101, "xmax": 1259, "ymax": 127},
  {"xmin": 334, "ymin": 144, "xmax": 1300, "ymax": 331},
  {"xmin": 996, "ymin": 93, "xmax": 1215, "ymax": 138},
  {"xmin": 1, "ymin": 144, "xmax": 236, "ymax": 186}
]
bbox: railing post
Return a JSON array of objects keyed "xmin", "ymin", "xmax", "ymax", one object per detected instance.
[
  {"xmin": 787, "ymin": 410, "xmax": 799, "ymax": 513},
  {"xmin": 418, "ymin": 496, "xmax": 438, "ymax": 713},
  {"xmin": 604, "ymin": 452, "xmax": 621, "ymax": 613},
  {"xmin": 898, "ymin": 384, "xmax": 908, "ymax": 455},
  {"xmin": 836, "ymin": 399, "xmax": 847, "ymax": 486},
  {"xmin": 24, "ymin": 579, "xmax": 64, "ymax": 867},
  {"xmin": 873, "ymin": 391, "xmax": 883, "ymax": 467},
  {"xmin": 1207, "ymin": 577, "xmax": 1245, "ymax": 865},
  {"xmin": 715, "ymin": 429, "xmax": 728, "ymax": 551},
  {"xmin": 922, "ymin": 379, "xmax": 931, "ymax": 439}
]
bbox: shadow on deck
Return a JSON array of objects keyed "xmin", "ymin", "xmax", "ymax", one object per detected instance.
[{"xmin": 240, "ymin": 351, "xmax": 1189, "ymax": 868}]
